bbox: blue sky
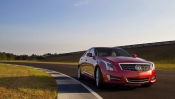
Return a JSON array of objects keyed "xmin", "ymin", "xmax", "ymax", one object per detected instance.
[{"xmin": 0, "ymin": 0, "xmax": 175, "ymax": 55}]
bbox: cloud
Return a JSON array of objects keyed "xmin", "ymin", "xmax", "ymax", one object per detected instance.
[{"xmin": 74, "ymin": 0, "xmax": 92, "ymax": 6}]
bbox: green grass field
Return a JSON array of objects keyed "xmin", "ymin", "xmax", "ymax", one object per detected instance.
[{"xmin": 0, "ymin": 63, "xmax": 57, "ymax": 99}]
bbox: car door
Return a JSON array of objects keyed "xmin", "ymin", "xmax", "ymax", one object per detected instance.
[
  {"xmin": 86, "ymin": 48, "xmax": 97, "ymax": 77},
  {"xmin": 79, "ymin": 50, "xmax": 90, "ymax": 74}
]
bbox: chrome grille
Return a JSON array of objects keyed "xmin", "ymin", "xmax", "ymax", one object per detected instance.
[
  {"xmin": 120, "ymin": 64, "xmax": 150, "ymax": 71},
  {"xmin": 127, "ymin": 78, "xmax": 149, "ymax": 83}
]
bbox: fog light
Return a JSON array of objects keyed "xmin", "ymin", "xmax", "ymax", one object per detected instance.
[
  {"xmin": 107, "ymin": 75, "xmax": 121, "ymax": 81},
  {"xmin": 152, "ymin": 76, "xmax": 156, "ymax": 81},
  {"xmin": 107, "ymin": 75, "xmax": 110, "ymax": 80}
]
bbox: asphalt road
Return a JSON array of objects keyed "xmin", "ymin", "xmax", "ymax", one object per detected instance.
[{"xmin": 2, "ymin": 62, "xmax": 175, "ymax": 99}]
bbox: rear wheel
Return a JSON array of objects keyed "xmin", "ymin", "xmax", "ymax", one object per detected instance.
[
  {"xmin": 78, "ymin": 66, "xmax": 84, "ymax": 79},
  {"xmin": 95, "ymin": 67, "xmax": 103, "ymax": 88}
]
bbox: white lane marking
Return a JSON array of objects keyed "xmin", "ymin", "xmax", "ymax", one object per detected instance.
[
  {"xmin": 3, "ymin": 63, "xmax": 103, "ymax": 99},
  {"xmin": 54, "ymin": 71, "xmax": 103, "ymax": 99},
  {"xmin": 37, "ymin": 68, "xmax": 103, "ymax": 99}
]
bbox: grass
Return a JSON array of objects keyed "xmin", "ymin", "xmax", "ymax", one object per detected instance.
[
  {"xmin": 155, "ymin": 64, "xmax": 175, "ymax": 70},
  {"xmin": 0, "ymin": 63, "xmax": 57, "ymax": 99}
]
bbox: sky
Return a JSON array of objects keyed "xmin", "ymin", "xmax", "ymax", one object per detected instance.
[{"xmin": 0, "ymin": 0, "xmax": 175, "ymax": 55}]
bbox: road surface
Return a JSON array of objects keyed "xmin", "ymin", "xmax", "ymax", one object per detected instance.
[{"xmin": 2, "ymin": 62, "xmax": 175, "ymax": 99}]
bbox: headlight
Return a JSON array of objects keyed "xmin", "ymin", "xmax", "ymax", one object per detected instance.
[
  {"xmin": 150, "ymin": 62, "xmax": 155, "ymax": 70},
  {"xmin": 102, "ymin": 60, "xmax": 114, "ymax": 71}
]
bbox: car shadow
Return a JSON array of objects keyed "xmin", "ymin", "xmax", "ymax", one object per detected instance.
[{"xmin": 75, "ymin": 76, "xmax": 150, "ymax": 92}]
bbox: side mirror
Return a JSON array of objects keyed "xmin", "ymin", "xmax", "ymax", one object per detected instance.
[
  {"xmin": 87, "ymin": 53, "xmax": 93, "ymax": 57},
  {"xmin": 132, "ymin": 54, "xmax": 137, "ymax": 58}
]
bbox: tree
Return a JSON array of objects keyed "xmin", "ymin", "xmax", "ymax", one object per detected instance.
[
  {"xmin": 6, "ymin": 53, "xmax": 15, "ymax": 60},
  {"xmin": 0, "ymin": 52, "xmax": 7, "ymax": 60}
]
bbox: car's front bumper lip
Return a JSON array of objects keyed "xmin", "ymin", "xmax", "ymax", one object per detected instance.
[{"xmin": 102, "ymin": 70, "xmax": 156, "ymax": 85}]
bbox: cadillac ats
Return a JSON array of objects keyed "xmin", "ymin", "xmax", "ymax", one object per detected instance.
[{"xmin": 78, "ymin": 47, "xmax": 156, "ymax": 88}]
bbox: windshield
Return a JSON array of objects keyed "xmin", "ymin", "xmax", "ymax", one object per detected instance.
[{"xmin": 95, "ymin": 48, "xmax": 132, "ymax": 57}]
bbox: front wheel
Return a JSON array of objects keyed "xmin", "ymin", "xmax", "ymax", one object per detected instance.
[
  {"xmin": 95, "ymin": 67, "xmax": 103, "ymax": 88},
  {"xmin": 78, "ymin": 66, "xmax": 84, "ymax": 79}
]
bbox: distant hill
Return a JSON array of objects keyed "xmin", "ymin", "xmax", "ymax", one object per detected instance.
[
  {"xmin": 40, "ymin": 44, "xmax": 175, "ymax": 64},
  {"xmin": 125, "ymin": 44, "xmax": 175, "ymax": 63},
  {"xmin": 41, "ymin": 53, "xmax": 83, "ymax": 63}
]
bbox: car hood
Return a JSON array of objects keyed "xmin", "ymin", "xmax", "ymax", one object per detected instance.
[{"xmin": 104, "ymin": 56, "xmax": 148, "ymax": 63}]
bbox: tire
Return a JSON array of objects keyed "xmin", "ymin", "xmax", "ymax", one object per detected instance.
[
  {"xmin": 95, "ymin": 67, "xmax": 103, "ymax": 88},
  {"xmin": 78, "ymin": 66, "xmax": 84, "ymax": 79},
  {"xmin": 141, "ymin": 84, "xmax": 152, "ymax": 87}
]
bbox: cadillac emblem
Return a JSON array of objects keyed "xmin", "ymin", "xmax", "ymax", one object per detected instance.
[{"xmin": 135, "ymin": 65, "xmax": 142, "ymax": 71}]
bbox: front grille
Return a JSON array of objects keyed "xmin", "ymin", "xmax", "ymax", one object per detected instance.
[
  {"xmin": 120, "ymin": 64, "xmax": 150, "ymax": 71},
  {"xmin": 127, "ymin": 78, "xmax": 149, "ymax": 83}
]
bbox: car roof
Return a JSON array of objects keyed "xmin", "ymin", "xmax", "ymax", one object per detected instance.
[{"xmin": 91, "ymin": 47, "xmax": 122, "ymax": 49}]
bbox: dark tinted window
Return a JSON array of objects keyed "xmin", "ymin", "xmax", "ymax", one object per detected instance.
[{"xmin": 95, "ymin": 48, "xmax": 131, "ymax": 57}]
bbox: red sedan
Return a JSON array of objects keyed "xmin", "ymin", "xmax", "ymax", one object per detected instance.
[{"xmin": 78, "ymin": 47, "xmax": 156, "ymax": 88}]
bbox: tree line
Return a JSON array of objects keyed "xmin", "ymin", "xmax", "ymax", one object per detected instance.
[
  {"xmin": 0, "ymin": 52, "xmax": 45, "ymax": 60},
  {"xmin": 0, "ymin": 52, "xmax": 15, "ymax": 60}
]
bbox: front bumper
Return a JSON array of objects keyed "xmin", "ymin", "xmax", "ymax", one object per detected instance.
[{"xmin": 102, "ymin": 69, "xmax": 157, "ymax": 85}]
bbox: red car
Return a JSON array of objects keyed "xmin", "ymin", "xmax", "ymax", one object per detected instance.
[{"xmin": 78, "ymin": 47, "xmax": 156, "ymax": 88}]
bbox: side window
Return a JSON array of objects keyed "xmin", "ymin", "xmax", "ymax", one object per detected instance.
[
  {"xmin": 82, "ymin": 50, "xmax": 90, "ymax": 57},
  {"xmin": 89, "ymin": 48, "xmax": 95, "ymax": 56},
  {"xmin": 82, "ymin": 48, "xmax": 95, "ymax": 57},
  {"xmin": 85, "ymin": 49, "xmax": 91, "ymax": 57},
  {"xmin": 83, "ymin": 48, "xmax": 95, "ymax": 57}
]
